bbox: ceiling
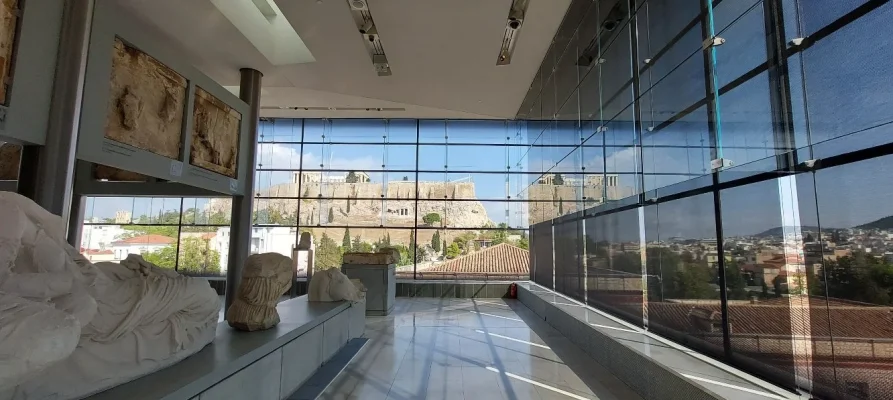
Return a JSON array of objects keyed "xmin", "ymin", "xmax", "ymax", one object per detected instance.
[{"xmin": 110, "ymin": 0, "xmax": 571, "ymax": 119}]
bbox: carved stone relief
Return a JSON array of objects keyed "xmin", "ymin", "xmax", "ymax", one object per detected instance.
[
  {"xmin": 104, "ymin": 37, "xmax": 186, "ymax": 159},
  {"xmin": 0, "ymin": 142, "xmax": 20, "ymax": 180},
  {"xmin": 0, "ymin": 0, "xmax": 18, "ymax": 105},
  {"xmin": 190, "ymin": 87, "xmax": 240, "ymax": 178}
]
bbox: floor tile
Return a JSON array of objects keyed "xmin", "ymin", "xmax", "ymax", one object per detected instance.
[{"xmin": 320, "ymin": 298, "xmax": 644, "ymax": 400}]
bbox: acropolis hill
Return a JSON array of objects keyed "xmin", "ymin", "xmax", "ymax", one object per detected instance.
[{"xmin": 207, "ymin": 172, "xmax": 632, "ymax": 246}]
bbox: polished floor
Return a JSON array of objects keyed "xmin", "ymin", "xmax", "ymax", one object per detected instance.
[{"xmin": 319, "ymin": 298, "xmax": 643, "ymax": 400}]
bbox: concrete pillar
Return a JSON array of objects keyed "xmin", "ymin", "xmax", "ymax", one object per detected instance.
[
  {"xmin": 225, "ymin": 68, "xmax": 263, "ymax": 317},
  {"xmin": 18, "ymin": 0, "xmax": 94, "ymax": 235}
]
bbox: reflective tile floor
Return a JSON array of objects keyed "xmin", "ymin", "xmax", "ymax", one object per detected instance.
[{"xmin": 319, "ymin": 298, "xmax": 644, "ymax": 400}]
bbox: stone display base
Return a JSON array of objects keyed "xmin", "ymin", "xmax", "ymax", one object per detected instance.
[{"xmin": 86, "ymin": 296, "xmax": 365, "ymax": 400}]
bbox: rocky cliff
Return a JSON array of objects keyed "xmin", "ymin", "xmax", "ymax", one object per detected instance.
[{"xmin": 208, "ymin": 181, "xmax": 492, "ymax": 244}]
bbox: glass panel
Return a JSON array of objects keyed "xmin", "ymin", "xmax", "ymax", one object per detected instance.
[
  {"xmin": 645, "ymin": 192, "xmax": 723, "ymax": 357},
  {"xmin": 555, "ymin": 219, "xmax": 584, "ymax": 302},
  {"xmin": 532, "ymin": 222, "xmax": 555, "ymax": 289},
  {"xmin": 177, "ymin": 226, "xmax": 226, "ymax": 277},
  {"xmin": 799, "ymin": 4, "xmax": 893, "ymax": 157},
  {"xmin": 812, "ymin": 155, "xmax": 893, "ymax": 399},
  {"xmin": 799, "ymin": 0, "xmax": 872, "ymax": 35},
  {"xmin": 258, "ymin": 118, "xmax": 302, "ymax": 143},
  {"xmin": 414, "ymin": 200, "xmax": 529, "ymax": 230},
  {"xmin": 586, "ymin": 207, "xmax": 644, "ymax": 326},
  {"xmin": 641, "ymin": 106, "xmax": 712, "ymax": 192},
  {"xmin": 720, "ymin": 178, "xmax": 803, "ymax": 389},
  {"xmin": 300, "ymin": 143, "xmax": 416, "ymax": 171}
]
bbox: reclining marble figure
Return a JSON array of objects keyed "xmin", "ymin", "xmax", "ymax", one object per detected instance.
[
  {"xmin": 226, "ymin": 253, "xmax": 293, "ymax": 331},
  {"xmin": 0, "ymin": 192, "xmax": 220, "ymax": 399}
]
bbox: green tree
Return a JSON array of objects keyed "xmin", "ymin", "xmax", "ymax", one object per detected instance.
[
  {"xmin": 819, "ymin": 252, "xmax": 893, "ymax": 305},
  {"xmin": 724, "ymin": 259, "xmax": 749, "ymax": 300},
  {"xmin": 402, "ymin": 176, "xmax": 409, "ymax": 181},
  {"xmin": 316, "ymin": 233, "xmax": 342, "ymax": 270},
  {"xmin": 346, "ymin": 171, "xmax": 359, "ymax": 183},
  {"xmin": 385, "ymin": 233, "xmax": 392, "ymax": 246},
  {"xmin": 356, "ymin": 241, "xmax": 373, "ymax": 253},
  {"xmin": 328, "ymin": 207, "xmax": 334, "ymax": 223},
  {"xmin": 553, "ymin": 173, "xmax": 564, "ymax": 185},
  {"xmin": 558, "ymin": 198, "xmax": 564, "ymax": 215},
  {"xmin": 442, "ymin": 240, "xmax": 447, "ymax": 255},
  {"xmin": 352, "ymin": 235, "xmax": 362, "ymax": 252},
  {"xmin": 342, "ymin": 227, "xmax": 352, "ymax": 250},
  {"xmin": 422, "ymin": 213, "xmax": 442, "ymax": 225},
  {"xmin": 432, "ymin": 231, "xmax": 441, "ymax": 252},
  {"xmin": 676, "ymin": 264, "xmax": 715, "ymax": 299},
  {"xmin": 142, "ymin": 245, "xmax": 177, "ymax": 269},
  {"xmin": 446, "ymin": 243, "xmax": 461, "ymax": 259},
  {"xmin": 143, "ymin": 238, "xmax": 221, "ymax": 275},
  {"xmin": 346, "ymin": 198, "xmax": 351, "ymax": 213},
  {"xmin": 492, "ymin": 223, "xmax": 508, "ymax": 245},
  {"xmin": 517, "ymin": 235, "xmax": 529, "ymax": 250}
]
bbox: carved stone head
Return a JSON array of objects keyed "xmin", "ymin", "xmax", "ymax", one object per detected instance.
[{"xmin": 226, "ymin": 253, "xmax": 294, "ymax": 331}]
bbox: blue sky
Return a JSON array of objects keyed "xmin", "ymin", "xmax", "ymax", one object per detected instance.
[{"xmin": 83, "ymin": 2, "xmax": 893, "ymax": 238}]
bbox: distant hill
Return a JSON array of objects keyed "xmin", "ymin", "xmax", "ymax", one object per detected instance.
[
  {"xmin": 856, "ymin": 215, "xmax": 893, "ymax": 230},
  {"xmin": 754, "ymin": 226, "xmax": 822, "ymax": 237}
]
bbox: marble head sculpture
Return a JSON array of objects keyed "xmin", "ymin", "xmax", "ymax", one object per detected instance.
[
  {"xmin": 308, "ymin": 267, "xmax": 366, "ymax": 303},
  {"xmin": 226, "ymin": 253, "xmax": 294, "ymax": 331},
  {"xmin": 0, "ymin": 191, "xmax": 220, "ymax": 399}
]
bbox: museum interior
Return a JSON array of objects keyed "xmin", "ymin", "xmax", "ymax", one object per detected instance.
[{"xmin": 0, "ymin": 0, "xmax": 891, "ymax": 399}]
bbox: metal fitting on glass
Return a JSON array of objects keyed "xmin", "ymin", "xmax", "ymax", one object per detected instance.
[{"xmin": 702, "ymin": 36, "xmax": 726, "ymax": 49}]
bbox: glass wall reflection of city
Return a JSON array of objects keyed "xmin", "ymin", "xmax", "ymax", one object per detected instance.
[{"xmin": 526, "ymin": 0, "xmax": 893, "ymax": 399}]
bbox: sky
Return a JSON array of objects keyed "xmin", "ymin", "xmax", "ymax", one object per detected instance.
[{"xmin": 82, "ymin": 1, "xmax": 893, "ymax": 240}]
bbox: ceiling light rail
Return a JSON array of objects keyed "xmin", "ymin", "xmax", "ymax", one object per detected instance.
[
  {"xmin": 347, "ymin": 0, "xmax": 391, "ymax": 76},
  {"xmin": 497, "ymin": 0, "xmax": 529, "ymax": 65}
]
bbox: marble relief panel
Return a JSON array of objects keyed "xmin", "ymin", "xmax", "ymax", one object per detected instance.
[
  {"xmin": 190, "ymin": 86, "xmax": 240, "ymax": 178},
  {"xmin": 104, "ymin": 37, "xmax": 186, "ymax": 159}
]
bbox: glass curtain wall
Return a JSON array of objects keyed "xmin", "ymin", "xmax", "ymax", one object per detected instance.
[
  {"xmin": 254, "ymin": 118, "xmax": 548, "ymax": 281},
  {"xmin": 79, "ymin": 197, "xmax": 231, "ymax": 276},
  {"xmin": 522, "ymin": 0, "xmax": 893, "ymax": 399}
]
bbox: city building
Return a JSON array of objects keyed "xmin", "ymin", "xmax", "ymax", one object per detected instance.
[
  {"xmin": 2, "ymin": 1, "xmax": 891, "ymax": 399},
  {"xmin": 109, "ymin": 234, "xmax": 175, "ymax": 261}
]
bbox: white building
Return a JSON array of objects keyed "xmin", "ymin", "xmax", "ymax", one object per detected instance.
[
  {"xmin": 114, "ymin": 210, "xmax": 132, "ymax": 224},
  {"xmin": 109, "ymin": 234, "xmax": 176, "ymax": 261},
  {"xmin": 215, "ymin": 226, "xmax": 299, "ymax": 274},
  {"xmin": 81, "ymin": 224, "xmax": 127, "ymax": 251}
]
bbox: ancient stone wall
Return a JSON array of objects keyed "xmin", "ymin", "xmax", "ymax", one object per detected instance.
[{"xmin": 210, "ymin": 180, "xmax": 493, "ymax": 244}]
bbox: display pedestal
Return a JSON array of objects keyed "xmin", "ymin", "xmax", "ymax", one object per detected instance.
[
  {"xmin": 86, "ymin": 296, "xmax": 365, "ymax": 400},
  {"xmin": 342, "ymin": 264, "xmax": 396, "ymax": 316}
]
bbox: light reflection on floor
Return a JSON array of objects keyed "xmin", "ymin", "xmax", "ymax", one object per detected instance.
[{"xmin": 318, "ymin": 298, "xmax": 643, "ymax": 400}]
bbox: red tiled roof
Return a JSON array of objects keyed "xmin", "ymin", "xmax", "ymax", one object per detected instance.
[
  {"xmin": 647, "ymin": 300, "xmax": 893, "ymax": 339},
  {"xmin": 424, "ymin": 243, "xmax": 529, "ymax": 275},
  {"xmin": 111, "ymin": 234, "xmax": 175, "ymax": 245},
  {"xmin": 83, "ymin": 249, "xmax": 113, "ymax": 255}
]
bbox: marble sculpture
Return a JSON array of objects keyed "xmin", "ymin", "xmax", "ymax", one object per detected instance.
[
  {"xmin": 0, "ymin": 192, "xmax": 219, "ymax": 399},
  {"xmin": 308, "ymin": 268, "xmax": 366, "ymax": 303},
  {"xmin": 226, "ymin": 253, "xmax": 293, "ymax": 331}
]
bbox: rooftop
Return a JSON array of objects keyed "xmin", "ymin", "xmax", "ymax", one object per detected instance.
[
  {"xmin": 111, "ymin": 234, "xmax": 176, "ymax": 246},
  {"xmin": 421, "ymin": 243, "xmax": 529, "ymax": 279}
]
